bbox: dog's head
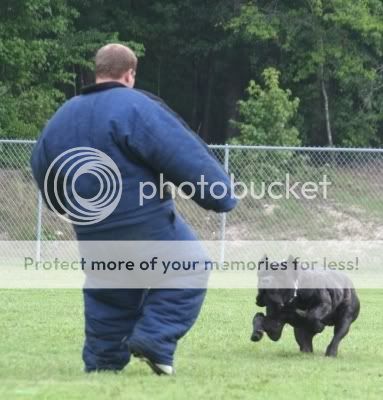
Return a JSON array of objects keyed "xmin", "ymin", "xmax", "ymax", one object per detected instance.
[{"xmin": 257, "ymin": 255, "xmax": 298, "ymax": 308}]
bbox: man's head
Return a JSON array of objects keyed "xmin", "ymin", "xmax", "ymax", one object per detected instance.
[{"xmin": 95, "ymin": 44, "xmax": 137, "ymax": 88}]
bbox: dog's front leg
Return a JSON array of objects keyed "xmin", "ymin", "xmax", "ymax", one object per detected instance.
[
  {"xmin": 294, "ymin": 327, "xmax": 316, "ymax": 353},
  {"xmin": 251, "ymin": 313, "xmax": 285, "ymax": 342},
  {"xmin": 262, "ymin": 316, "xmax": 285, "ymax": 342},
  {"xmin": 295, "ymin": 310, "xmax": 325, "ymax": 334},
  {"xmin": 304, "ymin": 292, "xmax": 333, "ymax": 333},
  {"xmin": 251, "ymin": 313, "xmax": 266, "ymax": 342}
]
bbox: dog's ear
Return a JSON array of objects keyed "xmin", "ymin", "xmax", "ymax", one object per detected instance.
[
  {"xmin": 258, "ymin": 254, "xmax": 268, "ymax": 276},
  {"xmin": 286, "ymin": 255, "xmax": 299, "ymax": 280},
  {"xmin": 287, "ymin": 255, "xmax": 295, "ymax": 264},
  {"xmin": 286, "ymin": 255, "xmax": 295, "ymax": 270}
]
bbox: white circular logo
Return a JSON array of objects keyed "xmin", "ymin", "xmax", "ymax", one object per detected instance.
[{"xmin": 44, "ymin": 147, "xmax": 122, "ymax": 225}]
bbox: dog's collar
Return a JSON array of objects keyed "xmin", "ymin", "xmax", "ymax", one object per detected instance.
[{"xmin": 286, "ymin": 281, "xmax": 299, "ymax": 305}]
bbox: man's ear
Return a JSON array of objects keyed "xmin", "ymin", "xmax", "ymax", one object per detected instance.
[{"xmin": 122, "ymin": 69, "xmax": 135, "ymax": 87}]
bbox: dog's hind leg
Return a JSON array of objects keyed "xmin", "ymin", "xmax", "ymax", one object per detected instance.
[
  {"xmin": 294, "ymin": 327, "xmax": 315, "ymax": 353},
  {"xmin": 325, "ymin": 316, "xmax": 353, "ymax": 357}
]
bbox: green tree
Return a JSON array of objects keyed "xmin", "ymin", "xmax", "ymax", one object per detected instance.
[
  {"xmin": 2, "ymin": 0, "xmax": 383, "ymax": 146},
  {"xmin": 0, "ymin": 0, "xmax": 142, "ymax": 139},
  {"xmin": 229, "ymin": 0, "xmax": 383, "ymax": 146},
  {"xmin": 232, "ymin": 68, "xmax": 301, "ymax": 146},
  {"xmin": 279, "ymin": 0, "xmax": 383, "ymax": 146},
  {"xmin": 0, "ymin": 0, "xmax": 74, "ymax": 138}
]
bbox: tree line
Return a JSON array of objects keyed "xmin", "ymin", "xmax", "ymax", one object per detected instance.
[{"xmin": 1, "ymin": 0, "xmax": 382, "ymax": 147}]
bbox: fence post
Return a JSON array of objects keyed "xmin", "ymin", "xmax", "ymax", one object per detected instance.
[
  {"xmin": 36, "ymin": 191, "xmax": 42, "ymax": 261},
  {"xmin": 219, "ymin": 144, "xmax": 230, "ymax": 265}
]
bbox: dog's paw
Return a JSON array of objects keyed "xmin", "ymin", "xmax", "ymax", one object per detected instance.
[
  {"xmin": 325, "ymin": 346, "xmax": 338, "ymax": 357},
  {"xmin": 267, "ymin": 328, "xmax": 283, "ymax": 342},
  {"xmin": 251, "ymin": 330, "xmax": 264, "ymax": 342},
  {"xmin": 300, "ymin": 347, "xmax": 314, "ymax": 353},
  {"xmin": 312, "ymin": 320, "xmax": 325, "ymax": 334}
]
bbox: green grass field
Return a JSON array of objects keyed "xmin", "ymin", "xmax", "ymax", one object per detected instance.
[{"xmin": 0, "ymin": 289, "xmax": 382, "ymax": 400}]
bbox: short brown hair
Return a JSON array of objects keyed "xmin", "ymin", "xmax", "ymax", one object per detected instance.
[{"xmin": 95, "ymin": 44, "xmax": 138, "ymax": 79}]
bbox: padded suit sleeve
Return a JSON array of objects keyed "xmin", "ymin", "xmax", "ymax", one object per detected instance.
[
  {"xmin": 30, "ymin": 137, "xmax": 66, "ymax": 215},
  {"xmin": 126, "ymin": 100, "xmax": 238, "ymax": 213}
]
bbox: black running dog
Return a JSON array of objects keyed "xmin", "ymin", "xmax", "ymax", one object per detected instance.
[{"xmin": 251, "ymin": 257, "xmax": 360, "ymax": 357}]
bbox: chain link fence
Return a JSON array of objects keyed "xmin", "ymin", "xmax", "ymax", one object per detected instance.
[{"xmin": 1, "ymin": 140, "xmax": 383, "ymax": 257}]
